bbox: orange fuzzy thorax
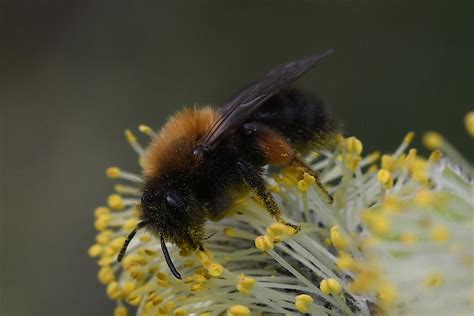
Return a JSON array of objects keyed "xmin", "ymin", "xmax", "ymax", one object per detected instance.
[{"xmin": 143, "ymin": 106, "xmax": 219, "ymax": 177}]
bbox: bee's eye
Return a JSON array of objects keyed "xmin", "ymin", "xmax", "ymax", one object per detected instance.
[{"xmin": 165, "ymin": 192, "xmax": 183, "ymax": 210}]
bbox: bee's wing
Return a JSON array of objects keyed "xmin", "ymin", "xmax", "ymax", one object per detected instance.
[{"xmin": 198, "ymin": 49, "xmax": 334, "ymax": 151}]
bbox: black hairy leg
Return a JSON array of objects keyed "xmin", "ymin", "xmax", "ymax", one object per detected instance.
[
  {"xmin": 236, "ymin": 160, "xmax": 299, "ymax": 230},
  {"xmin": 292, "ymin": 155, "xmax": 334, "ymax": 204}
]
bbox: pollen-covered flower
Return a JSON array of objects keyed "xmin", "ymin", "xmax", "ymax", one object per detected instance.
[{"xmin": 90, "ymin": 114, "xmax": 473, "ymax": 316}]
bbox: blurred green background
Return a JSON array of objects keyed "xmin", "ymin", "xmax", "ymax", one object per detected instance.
[{"xmin": 1, "ymin": 1, "xmax": 472, "ymax": 315}]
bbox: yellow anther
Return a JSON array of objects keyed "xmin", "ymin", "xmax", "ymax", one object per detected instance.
[
  {"xmin": 156, "ymin": 272, "xmax": 169, "ymax": 283},
  {"xmin": 400, "ymin": 232, "xmax": 418, "ymax": 245},
  {"xmin": 121, "ymin": 281, "xmax": 135, "ymax": 298},
  {"xmin": 88, "ymin": 244, "xmax": 103, "ymax": 257},
  {"xmin": 140, "ymin": 234, "xmax": 151, "ymax": 243},
  {"xmin": 336, "ymin": 252, "xmax": 356, "ymax": 271},
  {"xmin": 267, "ymin": 222, "xmax": 290, "ymax": 237},
  {"xmin": 349, "ymin": 269, "xmax": 380, "ymax": 293},
  {"xmin": 255, "ymin": 235, "xmax": 274, "ymax": 251},
  {"xmin": 147, "ymin": 293, "xmax": 163, "ymax": 305},
  {"xmin": 431, "ymin": 225, "xmax": 450, "ymax": 242},
  {"xmin": 223, "ymin": 227, "xmax": 237, "ymax": 237},
  {"xmin": 107, "ymin": 194, "xmax": 124, "ymax": 210},
  {"xmin": 403, "ymin": 131, "xmax": 415, "ymax": 145},
  {"xmin": 114, "ymin": 306, "xmax": 128, "ymax": 316},
  {"xmin": 422, "ymin": 131, "xmax": 443, "ymax": 150},
  {"xmin": 191, "ymin": 283, "xmax": 204, "ymax": 292},
  {"xmin": 94, "ymin": 206, "xmax": 110, "ymax": 218},
  {"xmin": 106, "ymin": 167, "xmax": 121, "ymax": 179},
  {"xmin": 465, "ymin": 112, "xmax": 474, "ymax": 137},
  {"xmin": 128, "ymin": 267, "xmax": 145, "ymax": 281},
  {"xmin": 125, "ymin": 294, "xmax": 141, "ymax": 306},
  {"xmin": 98, "ymin": 266, "xmax": 115, "ymax": 284},
  {"xmin": 227, "ymin": 305, "xmax": 250, "ymax": 316},
  {"xmin": 423, "ymin": 272, "xmax": 444, "ymax": 287},
  {"xmin": 159, "ymin": 301, "xmax": 176, "ymax": 314},
  {"xmin": 237, "ymin": 274, "xmax": 256, "ymax": 294},
  {"xmin": 377, "ymin": 282, "xmax": 398, "ymax": 309},
  {"xmin": 428, "ymin": 150, "xmax": 443, "ymax": 163},
  {"xmin": 414, "ymin": 190, "xmax": 433, "ymax": 206},
  {"xmin": 175, "ymin": 309, "xmax": 189, "ymax": 316},
  {"xmin": 320, "ymin": 278, "xmax": 342, "ymax": 295},
  {"xmin": 269, "ymin": 184, "xmax": 281, "ymax": 192},
  {"xmin": 123, "ymin": 218, "xmax": 139, "ymax": 231},
  {"xmin": 207, "ymin": 263, "xmax": 224, "ymax": 277},
  {"xmin": 124, "ymin": 129, "xmax": 137, "ymax": 144},
  {"xmin": 382, "ymin": 196, "xmax": 401, "ymax": 213},
  {"xmin": 106, "ymin": 281, "xmax": 122, "ymax": 300},
  {"xmin": 346, "ymin": 155, "xmax": 361, "ymax": 172},
  {"xmin": 98, "ymin": 256, "xmax": 115, "ymax": 267},
  {"xmin": 381, "ymin": 155, "xmax": 396, "ymax": 172},
  {"xmin": 295, "ymin": 294, "xmax": 313, "ymax": 313},
  {"xmin": 303, "ymin": 172, "xmax": 316, "ymax": 185},
  {"xmin": 345, "ymin": 136, "xmax": 363, "ymax": 155},
  {"xmin": 377, "ymin": 169, "xmax": 393, "ymax": 189},
  {"xmin": 368, "ymin": 151, "xmax": 381, "ymax": 162},
  {"xmin": 110, "ymin": 237, "xmax": 126, "ymax": 250},
  {"xmin": 368, "ymin": 164, "xmax": 378, "ymax": 174},
  {"xmin": 123, "ymin": 254, "xmax": 148, "ymax": 269},
  {"xmin": 138, "ymin": 124, "xmax": 153, "ymax": 135},
  {"xmin": 297, "ymin": 179, "xmax": 309, "ymax": 192},
  {"xmin": 362, "ymin": 211, "xmax": 390, "ymax": 236},
  {"xmin": 200, "ymin": 313, "xmax": 211, "ymax": 316},
  {"xmin": 330, "ymin": 225, "xmax": 348, "ymax": 250},
  {"xmin": 95, "ymin": 214, "xmax": 111, "ymax": 231}
]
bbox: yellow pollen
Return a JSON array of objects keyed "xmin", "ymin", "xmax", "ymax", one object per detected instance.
[
  {"xmin": 428, "ymin": 150, "xmax": 443, "ymax": 163},
  {"xmin": 121, "ymin": 281, "xmax": 135, "ymax": 298},
  {"xmin": 158, "ymin": 301, "xmax": 176, "ymax": 313},
  {"xmin": 403, "ymin": 131, "xmax": 415, "ymax": 144},
  {"xmin": 94, "ymin": 206, "xmax": 110, "ymax": 218},
  {"xmin": 362, "ymin": 211, "xmax": 390, "ymax": 236},
  {"xmin": 106, "ymin": 167, "xmax": 121, "ymax": 179},
  {"xmin": 227, "ymin": 305, "xmax": 250, "ymax": 316},
  {"xmin": 378, "ymin": 282, "xmax": 398, "ymax": 309},
  {"xmin": 330, "ymin": 225, "xmax": 348, "ymax": 250},
  {"xmin": 320, "ymin": 278, "xmax": 342, "ymax": 295},
  {"xmin": 98, "ymin": 266, "xmax": 115, "ymax": 284},
  {"xmin": 345, "ymin": 136, "xmax": 363, "ymax": 155},
  {"xmin": 267, "ymin": 222, "xmax": 290, "ymax": 237},
  {"xmin": 94, "ymin": 215, "xmax": 111, "ymax": 231},
  {"xmin": 465, "ymin": 112, "xmax": 474, "ymax": 137},
  {"xmin": 124, "ymin": 129, "xmax": 137, "ymax": 144},
  {"xmin": 303, "ymin": 172, "xmax": 316, "ymax": 185},
  {"xmin": 381, "ymin": 155, "xmax": 396, "ymax": 172},
  {"xmin": 88, "ymin": 244, "xmax": 103, "ymax": 257},
  {"xmin": 400, "ymin": 232, "xmax": 418, "ymax": 245},
  {"xmin": 110, "ymin": 237, "xmax": 126, "ymax": 251},
  {"xmin": 297, "ymin": 179, "xmax": 309, "ymax": 192},
  {"xmin": 114, "ymin": 306, "xmax": 128, "ymax": 316},
  {"xmin": 107, "ymin": 194, "xmax": 124, "ymax": 210},
  {"xmin": 255, "ymin": 235, "xmax": 274, "ymax": 251},
  {"xmin": 200, "ymin": 313, "xmax": 211, "ymax": 316},
  {"xmin": 431, "ymin": 225, "xmax": 450, "ymax": 242},
  {"xmin": 346, "ymin": 155, "xmax": 361, "ymax": 172},
  {"xmin": 223, "ymin": 227, "xmax": 237, "ymax": 237},
  {"xmin": 336, "ymin": 251, "xmax": 356, "ymax": 271},
  {"xmin": 377, "ymin": 169, "xmax": 393, "ymax": 189},
  {"xmin": 106, "ymin": 281, "xmax": 122, "ymax": 300},
  {"xmin": 423, "ymin": 272, "xmax": 444, "ymax": 287},
  {"xmin": 138, "ymin": 124, "xmax": 153, "ymax": 135},
  {"xmin": 175, "ymin": 309, "xmax": 189, "ymax": 316},
  {"xmin": 207, "ymin": 263, "xmax": 224, "ymax": 277},
  {"xmin": 422, "ymin": 131, "xmax": 443, "ymax": 150},
  {"xmin": 126, "ymin": 295, "xmax": 141, "ymax": 306},
  {"xmin": 237, "ymin": 274, "xmax": 256, "ymax": 294},
  {"xmin": 414, "ymin": 190, "xmax": 433, "ymax": 206},
  {"xmin": 295, "ymin": 294, "xmax": 313, "ymax": 313},
  {"xmin": 140, "ymin": 234, "xmax": 151, "ymax": 243},
  {"xmin": 123, "ymin": 218, "xmax": 139, "ymax": 231}
]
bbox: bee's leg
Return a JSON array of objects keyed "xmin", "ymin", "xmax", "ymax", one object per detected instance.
[
  {"xmin": 236, "ymin": 161, "xmax": 299, "ymax": 231},
  {"xmin": 291, "ymin": 155, "xmax": 334, "ymax": 204}
]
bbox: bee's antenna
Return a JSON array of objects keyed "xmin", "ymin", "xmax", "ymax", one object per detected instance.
[
  {"xmin": 161, "ymin": 234, "xmax": 182, "ymax": 280},
  {"xmin": 117, "ymin": 221, "xmax": 147, "ymax": 262}
]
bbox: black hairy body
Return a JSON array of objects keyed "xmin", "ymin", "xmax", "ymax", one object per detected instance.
[{"xmin": 118, "ymin": 50, "xmax": 338, "ymax": 279}]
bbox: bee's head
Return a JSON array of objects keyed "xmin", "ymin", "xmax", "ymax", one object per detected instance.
[
  {"xmin": 140, "ymin": 181, "xmax": 206, "ymax": 249},
  {"xmin": 117, "ymin": 176, "xmax": 206, "ymax": 279}
]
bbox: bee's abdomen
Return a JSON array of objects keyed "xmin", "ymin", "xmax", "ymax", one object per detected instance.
[{"xmin": 252, "ymin": 88, "xmax": 338, "ymax": 150}]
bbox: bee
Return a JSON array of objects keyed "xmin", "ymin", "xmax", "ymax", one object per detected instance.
[{"xmin": 117, "ymin": 49, "xmax": 338, "ymax": 279}]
